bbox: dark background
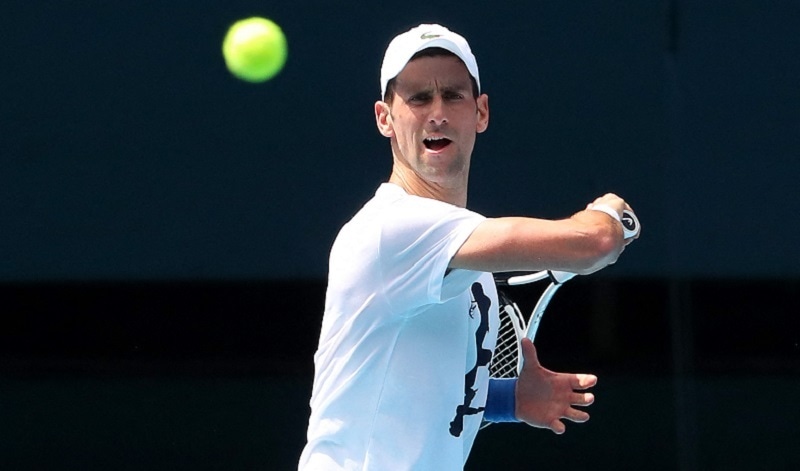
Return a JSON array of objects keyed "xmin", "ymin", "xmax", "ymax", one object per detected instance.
[{"xmin": 2, "ymin": 1, "xmax": 798, "ymax": 469}]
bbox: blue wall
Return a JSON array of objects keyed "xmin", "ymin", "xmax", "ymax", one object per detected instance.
[
  {"xmin": 4, "ymin": 1, "xmax": 799, "ymax": 280},
  {"xmin": 3, "ymin": 4, "xmax": 799, "ymax": 469}
]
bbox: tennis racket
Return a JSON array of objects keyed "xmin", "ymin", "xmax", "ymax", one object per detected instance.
[{"xmin": 489, "ymin": 209, "xmax": 640, "ymax": 379}]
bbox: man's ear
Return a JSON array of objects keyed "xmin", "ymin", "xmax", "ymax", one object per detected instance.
[
  {"xmin": 476, "ymin": 94, "xmax": 489, "ymax": 134},
  {"xmin": 375, "ymin": 101, "xmax": 394, "ymax": 138}
]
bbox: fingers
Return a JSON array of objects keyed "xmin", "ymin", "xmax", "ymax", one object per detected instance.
[
  {"xmin": 549, "ymin": 420, "xmax": 566, "ymax": 435},
  {"xmin": 590, "ymin": 193, "xmax": 626, "ymax": 211},
  {"xmin": 571, "ymin": 391, "xmax": 595, "ymax": 407},
  {"xmin": 564, "ymin": 407, "xmax": 590, "ymax": 424},
  {"xmin": 517, "ymin": 338, "xmax": 598, "ymax": 434},
  {"xmin": 587, "ymin": 194, "xmax": 639, "ymax": 230},
  {"xmin": 573, "ymin": 373, "xmax": 598, "ymax": 390},
  {"xmin": 519, "ymin": 337, "xmax": 539, "ymax": 368},
  {"xmin": 547, "ymin": 404, "xmax": 592, "ymax": 434},
  {"xmin": 548, "ymin": 403, "xmax": 592, "ymax": 435}
]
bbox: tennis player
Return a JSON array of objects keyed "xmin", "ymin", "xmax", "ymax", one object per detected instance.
[{"xmin": 299, "ymin": 23, "xmax": 638, "ymax": 470}]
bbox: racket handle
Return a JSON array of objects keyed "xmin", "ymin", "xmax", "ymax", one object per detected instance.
[
  {"xmin": 590, "ymin": 205, "xmax": 640, "ymax": 239},
  {"xmin": 621, "ymin": 209, "xmax": 640, "ymax": 239}
]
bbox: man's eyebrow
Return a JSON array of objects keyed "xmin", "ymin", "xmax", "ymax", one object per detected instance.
[
  {"xmin": 396, "ymin": 80, "xmax": 470, "ymax": 94},
  {"xmin": 440, "ymin": 83, "xmax": 470, "ymax": 93}
]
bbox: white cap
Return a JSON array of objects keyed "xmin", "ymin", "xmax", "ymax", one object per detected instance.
[{"xmin": 379, "ymin": 24, "xmax": 480, "ymax": 98}]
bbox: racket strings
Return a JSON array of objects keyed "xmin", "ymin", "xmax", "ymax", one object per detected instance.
[{"xmin": 489, "ymin": 292, "xmax": 525, "ymax": 378}]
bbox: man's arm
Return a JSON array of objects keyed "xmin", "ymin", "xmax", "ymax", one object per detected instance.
[{"xmin": 449, "ymin": 193, "xmax": 636, "ymax": 275}]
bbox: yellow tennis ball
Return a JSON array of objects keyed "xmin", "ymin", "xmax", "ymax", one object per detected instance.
[{"xmin": 222, "ymin": 17, "xmax": 287, "ymax": 83}]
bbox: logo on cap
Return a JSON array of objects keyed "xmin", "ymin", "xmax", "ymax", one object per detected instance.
[{"xmin": 420, "ymin": 32, "xmax": 442, "ymax": 40}]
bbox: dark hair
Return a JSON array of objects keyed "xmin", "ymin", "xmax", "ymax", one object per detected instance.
[{"xmin": 382, "ymin": 47, "xmax": 480, "ymax": 104}]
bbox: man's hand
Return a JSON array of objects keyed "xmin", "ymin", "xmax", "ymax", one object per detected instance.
[
  {"xmin": 515, "ymin": 338, "xmax": 598, "ymax": 434},
  {"xmin": 586, "ymin": 193, "xmax": 632, "ymax": 219}
]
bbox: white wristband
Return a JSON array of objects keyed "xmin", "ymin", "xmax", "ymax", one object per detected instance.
[{"xmin": 588, "ymin": 204, "xmax": 621, "ymax": 222}]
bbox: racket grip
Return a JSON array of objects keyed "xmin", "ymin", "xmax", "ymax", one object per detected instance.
[
  {"xmin": 589, "ymin": 204, "xmax": 640, "ymax": 239},
  {"xmin": 621, "ymin": 209, "xmax": 640, "ymax": 239}
]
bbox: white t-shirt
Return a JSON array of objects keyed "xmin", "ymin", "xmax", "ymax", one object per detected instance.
[{"xmin": 299, "ymin": 183, "xmax": 499, "ymax": 470}]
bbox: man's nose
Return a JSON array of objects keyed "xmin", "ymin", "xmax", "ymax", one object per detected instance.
[{"xmin": 428, "ymin": 96, "xmax": 448, "ymax": 125}]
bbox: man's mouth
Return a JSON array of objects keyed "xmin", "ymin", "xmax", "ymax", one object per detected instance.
[{"xmin": 423, "ymin": 136, "xmax": 452, "ymax": 152}]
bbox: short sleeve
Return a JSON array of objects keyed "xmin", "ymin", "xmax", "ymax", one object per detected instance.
[{"xmin": 378, "ymin": 194, "xmax": 485, "ymax": 314}]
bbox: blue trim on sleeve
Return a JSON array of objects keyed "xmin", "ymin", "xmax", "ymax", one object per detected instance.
[{"xmin": 484, "ymin": 378, "xmax": 519, "ymax": 423}]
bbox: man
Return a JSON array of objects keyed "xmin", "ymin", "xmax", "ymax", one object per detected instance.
[{"xmin": 299, "ymin": 24, "xmax": 638, "ymax": 470}]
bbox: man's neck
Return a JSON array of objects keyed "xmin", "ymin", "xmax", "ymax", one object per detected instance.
[{"xmin": 388, "ymin": 170, "xmax": 468, "ymax": 208}]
